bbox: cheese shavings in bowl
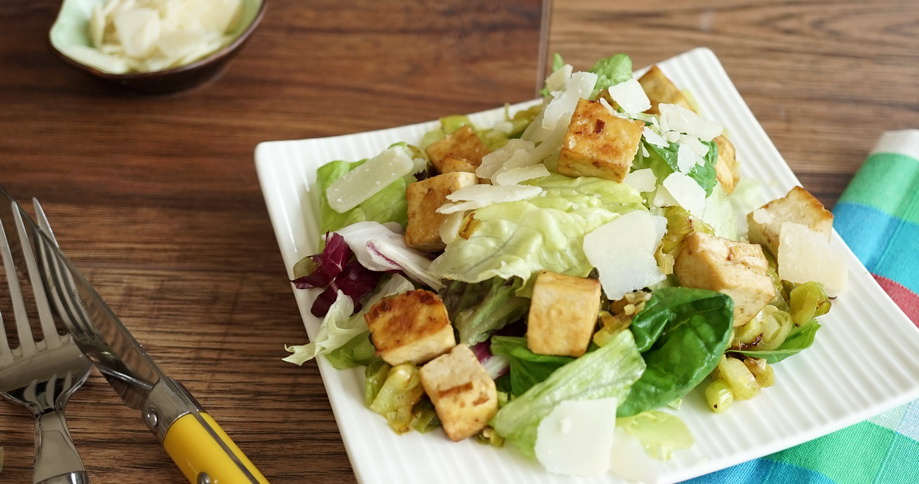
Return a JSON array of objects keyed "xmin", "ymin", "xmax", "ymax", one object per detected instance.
[
  {"xmin": 49, "ymin": 0, "xmax": 265, "ymax": 92},
  {"xmin": 72, "ymin": 0, "xmax": 241, "ymax": 73}
]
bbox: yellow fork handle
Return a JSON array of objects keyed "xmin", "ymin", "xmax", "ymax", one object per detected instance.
[{"xmin": 163, "ymin": 412, "xmax": 269, "ymax": 484}]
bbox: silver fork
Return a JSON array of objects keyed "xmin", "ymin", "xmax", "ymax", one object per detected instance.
[{"xmin": 0, "ymin": 197, "xmax": 91, "ymax": 484}]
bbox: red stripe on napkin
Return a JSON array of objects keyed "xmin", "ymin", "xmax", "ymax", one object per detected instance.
[{"xmin": 873, "ymin": 274, "xmax": 919, "ymax": 327}]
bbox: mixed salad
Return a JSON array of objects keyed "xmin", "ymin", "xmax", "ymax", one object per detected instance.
[{"xmin": 283, "ymin": 53, "xmax": 847, "ymax": 477}]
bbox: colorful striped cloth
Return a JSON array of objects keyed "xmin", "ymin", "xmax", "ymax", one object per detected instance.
[{"xmin": 691, "ymin": 130, "xmax": 919, "ymax": 483}]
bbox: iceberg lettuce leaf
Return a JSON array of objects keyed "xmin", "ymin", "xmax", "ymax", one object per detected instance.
[
  {"xmin": 442, "ymin": 277, "xmax": 529, "ymax": 346},
  {"xmin": 429, "ymin": 174, "xmax": 645, "ymax": 288}
]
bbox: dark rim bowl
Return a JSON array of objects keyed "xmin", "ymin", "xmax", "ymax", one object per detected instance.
[{"xmin": 49, "ymin": 0, "xmax": 267, "ymax": 94}]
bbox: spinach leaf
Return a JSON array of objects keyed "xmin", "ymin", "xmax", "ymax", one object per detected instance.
[
  {"xmin": 618, "ymin": 287, "xmax": 733, "ymax": 417},
  {"xmin": 490, "ymin": 336, "xmax": 573, "ymax": 396},
  {"xmin": 639, "ymin": 140, "xmax": 719, "ymax": 196},
  {"xmin": 732, "ymin": 319, "xmax": 821, "ymax": 364}
]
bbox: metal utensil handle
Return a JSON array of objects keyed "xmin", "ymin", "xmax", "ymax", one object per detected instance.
[{"xmin": 33, "ymin": 410, "xmax": 89, "ymax": 484}]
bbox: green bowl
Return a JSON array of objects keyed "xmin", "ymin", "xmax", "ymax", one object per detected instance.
[{"xmin": 49, "ymin": 0, "xmax": 266, "ymax": 94}]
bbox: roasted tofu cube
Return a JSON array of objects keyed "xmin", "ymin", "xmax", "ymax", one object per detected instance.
[
  {"xmin": 674, "ymin": 232, "xmax": 775, "ymax": 327},
  {"xmin": 424, "ymin": 125, "xmax": 490, "ymax": 174},
  {"xmin": 420, "ymin": 344, "xmax": 498, "ymax": 441},
  {"xmin": 746, "ymin": 186, "xmax": 834, "ymax": 257},
  {"xmin": 364, "ymin": 289, "xmax": 455, "ymax": 365},
  {"xmin": 638, "ymin": 65, "xmax": 696, "ymax": 115},
  {"xmin": 405, "ymin": 172, "xmax": 478, "ymax": 251},
  {"xmin": 527, "ymin": 271, "xmax": 601, "ymax": 357},
  {"xmin": 557, "ymin": 99, "xmax": 644, "ymax": 183},
  {"xmin": 714, "ymin": 135, "xmax": 740, "ymax": 194}
]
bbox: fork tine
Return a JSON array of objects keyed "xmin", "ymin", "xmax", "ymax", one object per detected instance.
[
  {"xmin": 32, "ymin": 199, "xmax": 96, "ymax": 342},
  {"xmin": 12, "ymin": 203, "xmax": 62, "ymax": 349},
  {"xmin": 0, "ymin": 208, "xmax": 37, "ymax": 355},
  {"xmin": 0, "ymin": 312, "xmax": 12, "ymax": 366},
  {"xmin": 33, "ymin": 199, "xmax": 58, "ymax": 245}
]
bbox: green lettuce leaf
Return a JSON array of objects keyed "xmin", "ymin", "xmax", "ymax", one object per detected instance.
[
  {"xmin": 323, "ymin": 332, "xmax": 377, "ymax": 370},
  {"xmin": 618, "ymin": 287, "xmax": 734, "ymax": 417},
  {"xmin": 489, "ymin": 336, "xmax": 574, "ymax": 396},
  {"xmin": 441, "ymin": 277, "xmax": 529, "ymax": 345},
  {"xmin": 617, "ymin": 410, "xmax": 694, "ymax": 461},
  {"xmin": 491, "ymin": 329, "xmax": 645, "ymax": 459},
  {"xmin": 428, "ymin": 174, "xmax": 645, "ymax": 289},
  {"xmin": 316, "ymin": 159, "xmax": 414, "ymax": 238},
  {"xmin": 590, "ymin": 53, "xmax": 633, "ymax": 96}
]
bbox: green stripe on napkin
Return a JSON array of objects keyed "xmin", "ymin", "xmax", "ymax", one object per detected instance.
[{"xmin": 837, "ymin": 152, "xmax": 919, "ymax": 224}]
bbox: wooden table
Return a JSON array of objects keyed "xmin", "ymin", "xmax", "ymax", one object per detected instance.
[{"xmin": 1, "ymin": 0, "xmax": 917, "ymax": 482}]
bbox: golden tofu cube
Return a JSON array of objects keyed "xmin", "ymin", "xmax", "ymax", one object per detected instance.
[
  {"xmin": 365, "ymin": 289, "xmax": 455, "ymax": 365},
  {"xmin": 405, "ymin": 172, "xmax": 478, "ymax": 251},
  {"xmin": 557, "ymin": 99, "xmax": 644, "ymax": 183},
  {"xmin": 674, "ymin": 232, "xmax": 775, "ymax": 327},
  {"xmin": 638, "ymin": 65, "xmax": 696, "ymax": 115},
  {"xmin": 424, "ymin": 125, "xmax": 489, "ymax": 174},
  {"xmin": 747, "ymin": 186, "xmax": 834, "ymax": 257},
  {"xmin": 439, "ymin": 156, "xmax": 480, "ymax": 175},
  {"xmin": 714, "ymin": 135, "xmax": 740, "ymax": 194},
  {"xmin": 420, "ymin": 344, "xmax": 498, "ymax": 441},
  {"xmin": 527, "ymin": 271, "xmax": 601, "ymax": 357}
]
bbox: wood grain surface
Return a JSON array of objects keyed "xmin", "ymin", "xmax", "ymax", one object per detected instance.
[{"xmin": 0, "ymin": 0, "xmax": 917, "ymax": 482}]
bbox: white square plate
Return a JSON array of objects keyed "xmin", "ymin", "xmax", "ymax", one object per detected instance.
[{"xmin": 255, "ymin": 47, "xmax": 919, "ymax": 483}]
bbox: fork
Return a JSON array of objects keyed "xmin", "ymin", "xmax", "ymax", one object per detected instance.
[{"xmin": 0, "ymin": 196, "xmax": 92, "ymax": 484}]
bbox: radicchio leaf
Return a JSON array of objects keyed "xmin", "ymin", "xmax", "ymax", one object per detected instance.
[{"xmin": 291, "ymin": 233, "xmax": 352, "ymax": 289}]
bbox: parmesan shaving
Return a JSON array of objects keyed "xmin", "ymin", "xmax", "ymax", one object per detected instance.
[
  {"xmin": 493, "ymin": 164, "xmax": 551, "ymax": 186},
  {"xmin": 476, "ymin": 139, "xmax": 535, "ymax": 180},
  {"xmin": 607, "ymin": 78, "xmax": 651, "ymax": 114},
  {"xmin": 325, "ymin": 146, "xmax": 414, "ymax": 213},
  {"xmin": 75, "ymin": 0, "xmax": 244, "ymax": 74},
  {"xmin": 642, "ymin": 126, "xmax": 668, "ymax": 147},
  {"xmin": 659, "ymin": 103, "xmax": 723, "ymax": 141},
  {"xmin": 535, "ymin": 398, "xmax": 618, "ymax": 476},
  {"xmin": 540, "ymin": 71, "xmax": 598, "ymax": 133},
  {"xmin": 584, "ymin": 211, "xmax": 667, "ymax": 301},
  {"xmin": 777, "ymin": 222, "xmax": 848, "ymax": 297},
  {"xmin": 437, "ymin": 185, "xmax": 542, "ymax": 214},
  {"xmin": 544, "ymin": 64, "xmax": 573, "ymax": 93},
  {"xmin": 623, "ymin": 168, "xmax": 657, "ymax": 193},
  {"xmin": 663, "ymin": 172, "xmax": 707, "ymax": 217},
  {"xmin": 438, "ymin": 211, "xmax": 466, "ymax": 245},
  {"xmin": 676, "ymin": 142, "xmax": 704, "ymax": 173}
]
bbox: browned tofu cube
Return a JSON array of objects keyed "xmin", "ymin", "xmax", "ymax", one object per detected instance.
[
  {"xmin": 714, "ymin": 135, "xmax": 740, "ymax": 194},
  {"xmin": 638, "ymin": 65, "xmax": 696, "ymax": 115},
  {"xmin": 424, "ymin": 125, "xmax": 490, "ymax": 174},
  {"xmin": 674, "ymin": 232, "xmax": 775, "ymax": 327},
  {"xmin": 526, "ymin": 271, "xmax": 601, "ymax": 357},
  {"xmin": 746, "ymin": 186, "xmax": 834, "ymax": 257},
  {"xmin": 364, "ymin": 289, "xmax": 455, "ymax": 365},
  {"xmin": 420, "ymin": 344, "xmax": 498, "ymax": 441},
  {"xmin": 405, "ymin": 172, "xmax": 478, "ymax": 251},
  {"xmin": 557, "ymin": 99, "xmax": 644, "ymax": 183}
]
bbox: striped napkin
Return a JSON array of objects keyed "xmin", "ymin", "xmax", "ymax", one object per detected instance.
[{"xmin": 691, "ymin": 130, "xmax": 919, "ymax": 483}]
